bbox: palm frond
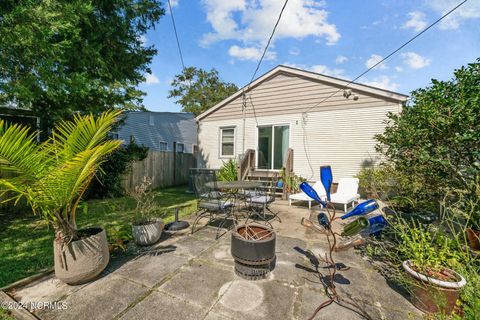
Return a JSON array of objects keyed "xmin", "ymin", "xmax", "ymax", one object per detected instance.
[
  {"xmin": 51, "ymin": 110, "xmax": 122, "ymax": 158},
  {"xmin": 0, "ymin": 120, "xmax": 48, "ymax": 179},
  {"xmin": 0, "ymin": 110, "xmax": 123, "ymax": 239}
]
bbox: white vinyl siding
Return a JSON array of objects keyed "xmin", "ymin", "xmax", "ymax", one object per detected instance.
[
  {"xmin": 220, "ymin": 127, "xmax": 235, "ymax": 157},
  {"xmin": 198, "ymin": 106, "xmax": 401, "ymax": 181}
]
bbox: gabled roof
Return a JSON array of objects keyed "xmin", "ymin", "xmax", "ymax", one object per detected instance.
[{"xmin": 196, "ymin": 65, "xmax": 408, "ymax": 121}]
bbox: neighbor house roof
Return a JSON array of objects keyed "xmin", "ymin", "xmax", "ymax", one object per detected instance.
[
  {"xmin": 196, "ymin": 65, "xmax": 408, "ymax": 121},
  {"xmin": 117, "ymin": 111, "xmax": 196, "ymax": 151}
]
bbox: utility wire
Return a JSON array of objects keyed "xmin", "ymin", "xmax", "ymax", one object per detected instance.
[
  {"xmin": 248, "ymin": 0, "xmax": 289, "ymax": 89},
  {"xmin": 244, "ymin": 0, "xmax": 289, "ymax": 127},
  {"xmin": 301, "ymin": 0, "xmax": 468, "ymax": 180},
  {"xmin": 305, "ymin": 0, "xmax": 468, "ymax": 113},
  {"xmin": 167, "ymin": 0, "xmax": 186, "ymax": 72}
]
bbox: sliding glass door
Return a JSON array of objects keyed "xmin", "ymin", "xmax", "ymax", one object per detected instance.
[{"xmin": 257, "ymin": 125, "xmax": 289, "ymax": 170}]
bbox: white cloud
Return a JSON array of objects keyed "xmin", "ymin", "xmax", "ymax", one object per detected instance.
[
  {"xmin": 284, "ymin": 63, "xmax": 346, "ymax": 78},
  {"xmin": 170, "ymin": 0, "xmax": 179, "ymax": 7},
  {"xmin": 335, "ymin": 55, "xmax": 348, "ymax": 64},
  {"xmin": 395, "ymin": 66, "xmax": 403, "ymax": 72},
  {"xmin": 401, "ymin": 52, "xmax": 431, "ymax": 69},
  {"xmin": 144, "ymin": 73, "xmax": 160, "ymax": 84},
  {"xmin": 200, "ymin": 0, "xmax": 340, "ymax": 53},
  {"xmin": 362, "ymin": 76, "xmax": 399, "ymax": 91},
  {"xmin": 427, "ymin": 0, "xmax": 480, "ymax": 30},
  {"xmin": 228, "ymin": 45, "xmax": 276, "ymax": 61},
  {"xmin": 365, "ymin": 54, "xmax": 387, "ymax": 70},
  {"xmin": 402, "ymin": 11, "xmax": 427, "ymax": 32},
  {"xmin": 289, "ymin": 47, "xmax": 300, "ymax": 56},
  {"xmin": 310, "ymin": 64, "xmax": 345, "ymax": 77}
]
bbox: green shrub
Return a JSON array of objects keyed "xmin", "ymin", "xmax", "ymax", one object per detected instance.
[
  {"xmin": 87, "ymin": 138, "xmax": 148, "ymax": 198},
  {"xmin": 217, "ymin": 159, "xmax": 237, "ymax": 181},
  {"xmin": 356, "ymin": 164, "xmax": 430, "ymax": 211},
  {"xmin": 375, "ymin": 59, "xmax": 480, "ymax": 217}
]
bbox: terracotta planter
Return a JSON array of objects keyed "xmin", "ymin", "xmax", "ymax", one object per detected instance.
[
  {"xmin": 466, "ymin": 228, "xmax": 480, "ymax": 251},
  {"xmin": 132, "ymin": 219, "xmax": 164, "ymax": 246},
  {"xmin": 54, "ymin": 227, "xmax": 110, "ymax": 285},
  {"xmin": 402, "ymin": 260, "xmax": 466, "ymax": 314}
]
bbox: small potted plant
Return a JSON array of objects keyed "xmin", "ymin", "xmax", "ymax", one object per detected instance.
[
  {"xmin": 277, "ymin": 168, "xmax": 284, "ymax": 188},
  {"xmin": 397, "ymin": 223, "xmax": 467, "ymax": 314},
  {"xmin": 129, "ymin": 176, "xmax": 164, "ymax": 246}
]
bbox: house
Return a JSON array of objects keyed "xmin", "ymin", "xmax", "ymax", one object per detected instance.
[
  {"xmin": 0, "ymin": 106, "xmax": 39, "ymax": 141},
  {"xmin": 196, "ymin": 65, "xmax": 408, "ymax": 182},
  {"xmin": 115, "ymin": 111, "xmax": 197, "ymax": 153}
]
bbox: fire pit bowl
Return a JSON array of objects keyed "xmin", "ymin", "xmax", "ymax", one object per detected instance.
[{"xmin": 231, "ymin": 224, "xmax": 276, "ymax": 280}]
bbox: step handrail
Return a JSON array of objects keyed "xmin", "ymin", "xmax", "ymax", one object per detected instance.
[
  {"xmin": 282, "ymin": 148, "xmax": 294, "ymax": 199},
  {"xmin": 237, "ymin": 149, "xmax": 255, "ymax": 181}
]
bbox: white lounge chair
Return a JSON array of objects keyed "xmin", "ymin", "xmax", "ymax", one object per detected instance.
[
  {"xmin": 289, "ymin": 181, "xmax": 326, "ymax": 209},
  {"xmin": 329, "ymin": 178, "xmax": 360, "ymax": 212}
]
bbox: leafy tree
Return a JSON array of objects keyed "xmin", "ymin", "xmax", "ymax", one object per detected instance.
[
  {"xmin": 0, "ymin": 0, "xmax": 164, "ymax": 136},
  {"xmin": 168, "ymin": 67, "xmax": 238, "ymax": 116},
  {"xmin": 376, "ymin": 59, "xmax": 480, "ymax": 214}
]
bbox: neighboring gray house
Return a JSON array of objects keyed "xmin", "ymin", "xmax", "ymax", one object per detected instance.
[{"xmin": 115, "ymin": 111, "xmax": 197, "ymax": 153}]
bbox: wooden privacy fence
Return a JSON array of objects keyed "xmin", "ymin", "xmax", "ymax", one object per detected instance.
[{"xmin": 121, "ymin": 151, "xmax": 196, "ymax": 192}]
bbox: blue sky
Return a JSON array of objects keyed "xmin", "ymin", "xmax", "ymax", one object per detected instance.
[{"xmin": 138, "ymin": 0, "xmax": 480, "ymax": 112}]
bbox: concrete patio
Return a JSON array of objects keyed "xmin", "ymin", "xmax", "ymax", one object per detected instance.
[{"xmin": 4, "ymin": 200, "xmax": 422, "ymax": 320}]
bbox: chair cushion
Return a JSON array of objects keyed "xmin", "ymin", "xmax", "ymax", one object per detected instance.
[
  {"xmin": 289, "ymin": 193, "xmax": 312, "ymax": 201},
  {"xmin": 199, "ymin": 200, "xmax": 233, "ymax": 211},
  {"xmin": 250, "ymin": 195, "xmax": 274, "ymax": 204},
  {"xmin": 329, "ymin": 193, "xmax": 359, "ymax": 204}
]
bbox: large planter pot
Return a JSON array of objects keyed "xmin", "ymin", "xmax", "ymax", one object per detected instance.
[
  {"xmin": 231, "ymin": 224, "xmax": 276, "ymax": 280},
  {"xmin": 54, "ymin": 227, "xmax": 110, "ymax": 285},
  {"xmin": 132, "ymin": 219, "xmax": 164, "ymax": 246},
  {"xmin": 402, "ymin": 260, "xmax": 466, "ymax": 314},
  {"xmin": 466, "ymin": 228, "xmax": 480, "ymax": 251}
]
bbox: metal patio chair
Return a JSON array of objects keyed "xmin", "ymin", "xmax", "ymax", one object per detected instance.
[
  {"xmin": 245, "ymin": 178, "xmax": 280, "ymax": 226},
  {"xmin": 191, "ymin": 170, "xmax": 235, "ymax": 238}
]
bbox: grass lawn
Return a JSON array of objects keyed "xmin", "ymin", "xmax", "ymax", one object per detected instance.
[
  {"xmin": 0, "ymin": 186, "xmax": 197, "ymax": 288},
  {"xmin": 0, "ymin": 308, "xmax": 14, "ymax": 320}
]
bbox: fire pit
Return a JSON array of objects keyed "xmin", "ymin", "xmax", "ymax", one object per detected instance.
[{"xmin": 231, "ymin": 224, "xmax": 276, "ymax": 280}]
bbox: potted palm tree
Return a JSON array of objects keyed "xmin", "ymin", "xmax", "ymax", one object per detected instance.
[
  {"xmin": 0, "ymin": 110, "xmax": 122, "ymax": 285},
  {"xmin": 129, "ymin": 176, "xmax": 164, "ymax": 246}
]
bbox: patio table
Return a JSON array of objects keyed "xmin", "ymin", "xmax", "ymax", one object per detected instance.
[
  {"xmin": 205, "ymin": 180, "xmax": 264, "ymax": 215},
  {"xmin": 207, "ymin": 180, "xmax": 263, "ymax": 189}
]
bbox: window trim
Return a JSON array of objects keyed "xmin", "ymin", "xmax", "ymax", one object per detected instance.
[
  {"xmin": 219, "ymin": 126, "xmax": 236, "ymax": 158},
  {"xmin": 176, "ymin": 142, "xmax": 185, "ymax": 153},
  {"xmin": 159, "ymin": 141, "xmax": 168, "ymax": 152}
]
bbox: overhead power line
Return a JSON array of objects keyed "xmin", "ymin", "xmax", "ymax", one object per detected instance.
[
  {"xmin": 305, "ymin": 0, "xmax": 468, "ymax": 113},
  {"xmin": 247, "ymin": 0, "xmax": 289, "ymax": 89},
  {"xmin": 167, "ymin": 0, "xmax": 186, "ymax": 71},
  {"xmin": 244, "ymin": 0, "xmax": 289, "ymax": 127}
]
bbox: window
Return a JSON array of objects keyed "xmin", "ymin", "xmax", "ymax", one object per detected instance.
[
  {"xmin": 159, "ymin": 141, "xmax": 168, "ymax": 151},
  {"xmin": 176, "ymin": 143, "xmax": 184, "ymax": 153},
  {"xmin": 220, "ymin": 127, "xmax": 235, "ymax": 157}
]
